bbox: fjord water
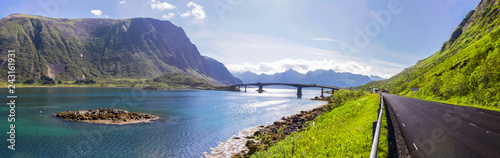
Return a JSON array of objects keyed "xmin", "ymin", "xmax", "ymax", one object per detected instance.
[{"xmin": 0, "ymin": 87, "xmax": 325, "ymax": 157}]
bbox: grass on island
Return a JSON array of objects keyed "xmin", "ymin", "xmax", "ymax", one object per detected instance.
[{"xmin": 252, "ymin": 90, "xmax": 388, "ymax": 157}]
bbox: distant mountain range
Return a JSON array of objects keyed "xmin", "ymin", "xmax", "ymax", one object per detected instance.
[
  {"xmin": 0, "ymin": 14, "xmax": 242, "ymax": 85},
  {"xmin": 233, "ymin": 69, "xmax": 386, "ymax": 87}
]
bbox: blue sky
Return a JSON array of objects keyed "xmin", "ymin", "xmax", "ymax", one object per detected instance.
[{"xmin": 0, "ymin": 0, "xmax": 480, "ymax": 78}]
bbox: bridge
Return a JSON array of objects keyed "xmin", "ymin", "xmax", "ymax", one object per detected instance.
[{"xmin": 230, "ymin": 83, "xmax": 341, "ymax": 98}]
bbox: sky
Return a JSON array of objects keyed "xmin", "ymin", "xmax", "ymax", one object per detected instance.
[{"xmin": 0, "ymin": 0, "xmax": 480, "ymax": 78}]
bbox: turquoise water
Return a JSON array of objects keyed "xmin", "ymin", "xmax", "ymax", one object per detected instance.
[{"xmin": 0, "ymin": 87, "xmax": 325, "ymax": 157}]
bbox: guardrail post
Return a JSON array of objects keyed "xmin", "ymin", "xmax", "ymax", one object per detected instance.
[{"xmin": 372, "ymin": 121, "xmax": 377, "ymax": 139}]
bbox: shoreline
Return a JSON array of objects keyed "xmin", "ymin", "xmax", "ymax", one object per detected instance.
[
  {"xmin": 69, "ymin": 118, "xmax": 159, "ymax": 125},
  {"xmin": 0, "ymin": 85, "xmax": 209, "ymax": 90},
  {"xmin": 0, "ymin": 84, "xmax": 141, "ymax": 88},
  {"xmin": 0, "ymin": 85, "xmax": 235, "ymax": 91},
  {"xmin": 204, "ymin": 104, "xmax": 326, "ymax": 158}
]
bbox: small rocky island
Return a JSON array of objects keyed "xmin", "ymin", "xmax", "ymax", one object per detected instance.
[{"xmin": 55, "ymin": 108, "xmax": 159, "ymax": 125}]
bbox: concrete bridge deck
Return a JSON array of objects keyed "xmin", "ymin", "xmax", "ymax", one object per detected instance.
[{"xmin": 230, "ymin": 83, "xmax": 341, "ymax": 98}]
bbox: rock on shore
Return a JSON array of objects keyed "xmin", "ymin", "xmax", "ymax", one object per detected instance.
[
  {"xmin": 55, "ymin": 108, "xmax": 159, "ymax": 125},
  {"xmin": 205, "ymin": 105, "xmax": 325, "ymax": 157}
]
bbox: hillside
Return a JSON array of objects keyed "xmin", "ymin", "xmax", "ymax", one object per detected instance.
[
  {"xmin": 359, "ymin": 0, "xmax": 500, "ymax": 107},
  {"xmin": 233, "ymin": 69, "xmax": 384, "ymax": 87},
  {"xmin": 203, "ymin": 56, "xmax": 243, "ymax": 85},
  {"xmin": 252, "ymin": 91, "xmax": 388, "ymax": 157},
  {"xmin": 0, "ymin": 14, "xmax": 242, "ymax": 85}
]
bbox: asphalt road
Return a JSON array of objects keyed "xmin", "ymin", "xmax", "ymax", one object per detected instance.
[{"xmin": 383, "ymin": 94, "xmax": 500, "ymax": 158}]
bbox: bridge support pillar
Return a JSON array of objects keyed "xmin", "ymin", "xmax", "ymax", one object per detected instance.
[
  {"xmin": 244, "ymin": 85, "xmax": 247, "ymax": 92},
  {"xmin": 258, "ymin": 85, "xmax": 263, "ymax": 93},
  {"xmin": 321, "ymin": 87, "xmax": 324, "ymax": 98},
  {"xmin": 297, "ymin": 87, "xmax": 302, "ymax": 98}
]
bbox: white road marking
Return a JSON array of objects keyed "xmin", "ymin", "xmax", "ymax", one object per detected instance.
[
  {"xmin": 402, "ymin": 123, "xmax": 406, "ymax": 127},
  {"xmin": 413, "ymin": 143, "xmax": 418, "ymax": 150},
  {"xmin": 479, "ymin": 111, "xmax": 485, "ymax": 114},
  {"xmin": 433, "ymin": 109, "xmax": 437, "ymax": 111},
  {"xmin": 447, "ymin": 114, "xmax": 451, "ymax": 117},
  {"xmin": 397, "ymin": 114, "xmax": 400, "ymax": 116},
  {"xmin": 469, "ymin": 123, "xmax": 477, "ymax": 127}
]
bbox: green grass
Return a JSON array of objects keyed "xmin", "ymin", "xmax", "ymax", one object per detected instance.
[
  {"xmin": 0, "ymin": 78, "xmax": 145, "ymax": 88},
  {"xmin": 142, "ymin": 73, "xmax": 214, "ymax": 89},
  {"xmin": 0, "ymin": 74, "xmax": 237, "ymax": 91},
  {"xmin": 0, "ymin": 74, "xmax": 213, "ymax": 89},
  {"xmin": 404, "ymin": 92, "xmax": 500, "ymax": 113},
  {"xmin": 252, "ymin": 93, "xmax": 388, "ymax": 157}
]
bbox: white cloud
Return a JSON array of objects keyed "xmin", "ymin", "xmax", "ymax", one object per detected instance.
[
  {"xmin": 90, "ymin": 10, "xmax": 102, "ymax": 16},
  {"xmin": 119, "ymin": 1, "xmax": 126, "ymax": 4},
  {"xmin": 191, "ymin": 30, "xmax": 348, "ymax": 62},
  {"xmin": 180, "ymin": 11, "xmax": 191, "ymax": 18},
  {"xmin": 149, "ymin": 0, "xmax": 176, "ymax": 10},
  {"xmin": 162, "ymin": 12, "xmax": 175, "ymax": 20},
  {"xmin": 372, "ymin": 60, "xmax": 407, "ymax": 69},
  {"xmin": 180, "ymin": 2, "xmax": 206, "ymax": 20},
  {"xmin": 310, "ymin": 37, "xmax": 337, "ymax": 42},
  {"xmin": 189, "ymin": 30, "xmax": 400, "ymax": 78},
  {"xmin": 227, "ymin": 58, "xmax": 362, "ymax": 75},
  {"xmin": 227, "ymin": 58, "xmax": 396, "ymax": 78}
]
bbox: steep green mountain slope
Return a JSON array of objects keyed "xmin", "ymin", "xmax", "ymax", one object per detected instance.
[
  {"xmin": 0, "ymin": 14, "xmax": 242, "ymax": 85},
  {"xmin": 359, "ymin": 0, "xmax": 500, "ymax": 108}
]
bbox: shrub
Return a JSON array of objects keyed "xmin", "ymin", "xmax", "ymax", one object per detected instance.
[
  {"xmin": 23, "ymin": 79, "xmax": 35, "ymax": 85},
  {"xmin": 74, "ymin": 79, "xmax": 97, "ymax": 84},
  {"xmin": 40, "ymin": 76, "xmax": 55, "ymax": 85},
  {"xmin": 325, "ymin": 89, "xmax": 366, "ymax": 111}
]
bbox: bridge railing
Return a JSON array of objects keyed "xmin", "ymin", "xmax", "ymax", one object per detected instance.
[{"xmin": 369, "ymin": 94, "xmax": 384, "ymax": 158}]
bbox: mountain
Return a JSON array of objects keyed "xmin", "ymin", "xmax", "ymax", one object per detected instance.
[
  {"xmin": 358, "ymin": 0, "xmax": 500, "ymax": 107},
  {"xmin": 369, "ymin": 75, "xmax": 385, "ymax": 81},
  {"xmin": 271, "ymin": 69, "xmax": 305, "ymax": 83},
  {"xmin": 0, "ymin": 14, "xmax": 242, "ymax": 85},
  {"xmin": 203, "ymin": 56, "xmax": 243, "ymax": 85},
  {"xmin": 233, "ymin": 69, "xmax": 384, "ymax": 87}
]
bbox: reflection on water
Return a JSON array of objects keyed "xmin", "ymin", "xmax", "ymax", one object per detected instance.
[{"xmin": 0, "ymin": 87, "xmax": 325, "ymax": 157}]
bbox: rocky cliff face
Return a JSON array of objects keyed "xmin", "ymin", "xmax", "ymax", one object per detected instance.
[
  {"xmin": 442, "ymin": 0, "xmax": 498, "ymax": 52},
  {"xmin": 203, "ymin": 56, "xmax": 243, "ymax": 85},
  {"xmin": 0, "ymin": 14, "xmax": 241, "ymax": 85}
]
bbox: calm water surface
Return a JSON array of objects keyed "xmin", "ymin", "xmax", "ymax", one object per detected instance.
[{"xmin": 0, "ymin": 87, "xmax": 325, "ymax": 157}]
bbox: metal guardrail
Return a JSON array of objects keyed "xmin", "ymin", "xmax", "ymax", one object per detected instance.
[{"xmin": 369, "ymin": 94, "xmax": 384, "ymax": 158}]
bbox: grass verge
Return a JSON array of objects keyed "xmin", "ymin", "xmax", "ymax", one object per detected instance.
[
  {"xmin": 252, "ymin": 92, "xmax": 388, "ymax": 157},
  {"xmin": 403, "ymin": 93, "xmax": 500, "ymax": 113}
]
